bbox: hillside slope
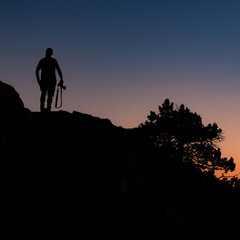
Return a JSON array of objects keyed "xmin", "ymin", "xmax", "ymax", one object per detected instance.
[{"xmin": 1, "ymin": 80, "xmax": 240, "ymax": 239}]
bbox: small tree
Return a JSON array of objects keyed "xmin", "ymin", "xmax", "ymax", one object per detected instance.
[{"xmin": 140, "ymin": 99, "xmax": 235, "ymax": 174}]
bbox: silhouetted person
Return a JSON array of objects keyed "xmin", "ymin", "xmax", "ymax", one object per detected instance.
[{"xmin": 35, "ymin": 48, "xmax": 64, "ymax": 112}]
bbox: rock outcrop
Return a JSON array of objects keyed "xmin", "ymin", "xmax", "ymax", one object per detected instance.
[{"xmin": 0, "ymin": 80, "xmax": 27, "ymax": 122}]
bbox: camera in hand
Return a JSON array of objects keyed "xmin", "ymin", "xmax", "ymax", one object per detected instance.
[{"xmin": 58, "ymin": 82, "xmax": 66, "ymax": 90}]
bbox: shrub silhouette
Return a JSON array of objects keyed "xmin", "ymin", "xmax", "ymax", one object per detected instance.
[{"xmin": 140, "ymin": 99, "xmax": 235, "ymax": 174}]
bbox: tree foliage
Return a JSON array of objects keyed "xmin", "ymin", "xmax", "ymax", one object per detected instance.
[{"xmin": 140, "ymin": 99, "xmax": 235, "ymax": 174}]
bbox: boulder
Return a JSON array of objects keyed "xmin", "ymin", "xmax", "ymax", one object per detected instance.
[{"xmin": 0, "ymin": 80, "xmax": 27, "ymax": 124}]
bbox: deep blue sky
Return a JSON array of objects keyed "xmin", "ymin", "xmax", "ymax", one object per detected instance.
[{"xmin": 1, "ymin": 0, "xmax": 240, "ymax": 170}]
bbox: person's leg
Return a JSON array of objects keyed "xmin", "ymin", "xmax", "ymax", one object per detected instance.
[
  {"xmin": 46, "ymin": 83, "xmax": 56, "ymax": 112},
  {"xmin": 40, "ymin": 88, "xmax": 47, "ymax": 112}
]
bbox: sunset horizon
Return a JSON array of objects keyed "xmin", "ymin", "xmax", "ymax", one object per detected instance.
[{"xmin": 1, "ymin": 0, "xmax": 240, "ymax": 173}]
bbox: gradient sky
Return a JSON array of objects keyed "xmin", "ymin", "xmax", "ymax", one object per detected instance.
[{"xmin": 1, "ymin": 0, "xmax": 240, "ymax": 174}]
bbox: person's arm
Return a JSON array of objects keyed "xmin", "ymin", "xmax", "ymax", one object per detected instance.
[
  {"xmin": 35, "ymin": 61, "xmax": 41, "ymax": 85},
  {"xmin": 55, "ymin": 60, "xmax": 63, "ymax": 85}
]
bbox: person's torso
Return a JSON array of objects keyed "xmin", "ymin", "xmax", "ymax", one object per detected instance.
[{"xmin": 40, "ymin": 57, "xmax": 57, "ymax": 82}]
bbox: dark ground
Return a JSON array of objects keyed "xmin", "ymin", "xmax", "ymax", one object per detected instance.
[{"xmin": 1, "ymin": 80, "xmax": 240, "ymax": 239}]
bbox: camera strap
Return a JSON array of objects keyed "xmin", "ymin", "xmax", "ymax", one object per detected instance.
[{"xmin": 55, "ymin": 86, "xmax": 63, "ymax": 109}]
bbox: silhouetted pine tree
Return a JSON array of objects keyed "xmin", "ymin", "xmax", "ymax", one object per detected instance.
[{"xmin": 140, "ymin": 99, "xmax": 235, "ymax": 174}]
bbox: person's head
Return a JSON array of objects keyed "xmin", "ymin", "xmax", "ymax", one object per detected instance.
[{"xmin": 45, "ymin": 48, "xmax": 53, "ymax": 57}]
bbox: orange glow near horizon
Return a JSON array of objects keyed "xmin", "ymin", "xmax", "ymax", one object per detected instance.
[{"xmin": 12, "ymin": 74, "xmax": 240, "ymax": 176}]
